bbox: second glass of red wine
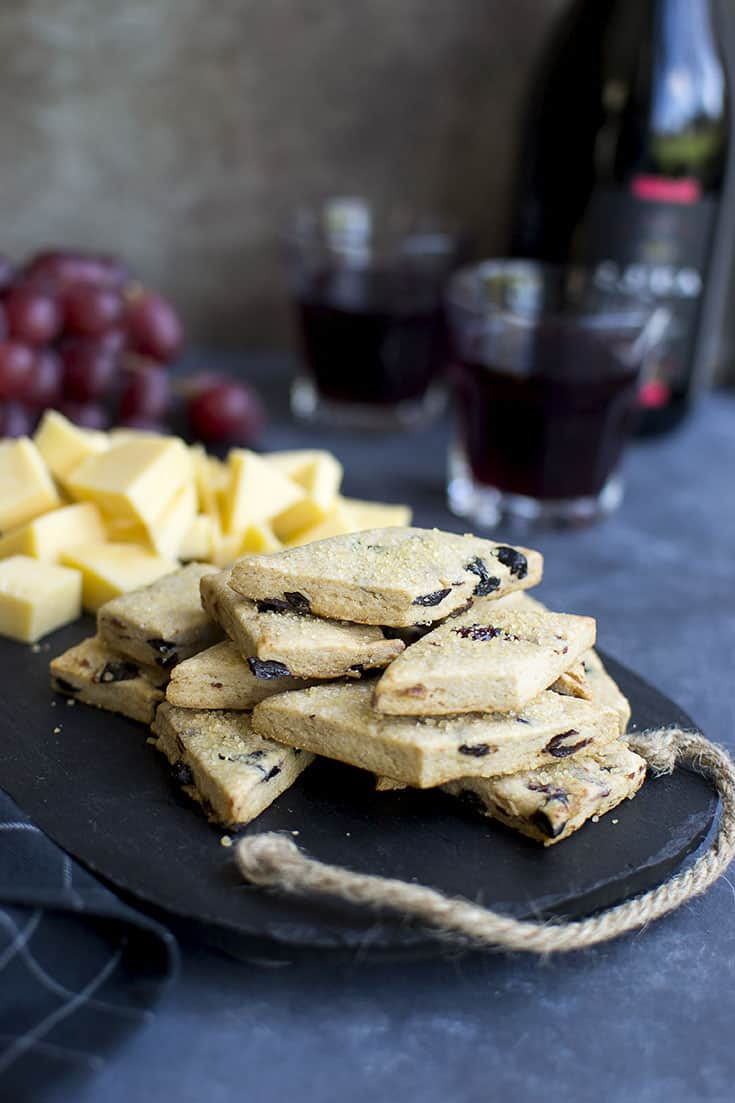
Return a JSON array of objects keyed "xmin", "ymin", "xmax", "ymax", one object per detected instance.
[
  {"xmin": 285, "ymin": 198, "xmax": 462, "ymax": 429},
  {"xmin": 446, "ymin": 260, "xmax": 670, "ymax": 528}
]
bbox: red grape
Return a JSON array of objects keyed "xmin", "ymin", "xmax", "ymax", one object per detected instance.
[
  {"xmin": 119, "ymin": 365, "xmax": 170, "ymax": 421},
  {"xmin": 60, "ymin": 338, "xmax": 119, "ymax": 401},
  {"xmin": 126, "ymin": 292, "xmax": 182, "ymax": 362},
  {"xmin": 64, "ymin": 284, "xmax": 124, "ymax": 337},
  {"xmin": 24, "ymin": 251, "xmax": 129, "ymax": 291},
  {"xmin": 5, "ymin": 285, "xmax": 62, "ymax": 345},
  {"xmin": 188, "ymin": 380, "xmax": 265, "ymax": 443},
  {"xmin": 0, "ymin": 401, "xmax": 34, "ymax": 438},
  {"xmin": 58, "ymin": 399, "xmax": 109, "ymax": 430},
  {"xmin": 0, "ymin": 341, "xmax": 35, "ymax": 400},
  {"xmin": 22, "ymin": 348, "xmax": 63, "ymax": 407},
  {"xmin": 117, "ymin": 414, "xmax": 166, "ymax": 433},
  {"xmin": 0, "ymin": 255, "xmax": 16, "ymax": 295}
]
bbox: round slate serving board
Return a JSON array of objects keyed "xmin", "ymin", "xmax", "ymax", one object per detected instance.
[{"xmin": 0, "ymin": 619, "xmax": 717, "ymax": 958}]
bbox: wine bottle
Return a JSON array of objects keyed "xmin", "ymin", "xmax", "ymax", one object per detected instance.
[{"xmin": 509, "ymin": 0, "xmax": 731, "ymax": 434}]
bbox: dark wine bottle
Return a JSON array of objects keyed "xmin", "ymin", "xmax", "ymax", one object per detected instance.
[{"xmin": 509, "ymin": 0, "xmax": 731, "ymax": 434}]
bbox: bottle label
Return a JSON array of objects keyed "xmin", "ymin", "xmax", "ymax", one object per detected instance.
[{"xmin": 578, "ymin": 181, "xmax": 717, "ymax": 407}]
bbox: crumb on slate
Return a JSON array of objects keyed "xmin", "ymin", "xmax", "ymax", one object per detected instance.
[{"xmin": 220, "ymin": 835, "xmax": 233, "ymax": 848}]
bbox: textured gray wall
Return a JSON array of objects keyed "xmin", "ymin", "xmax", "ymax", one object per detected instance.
[{"xmin": 0, "ymin": 0, "xmax": 562, "ymax": 347}]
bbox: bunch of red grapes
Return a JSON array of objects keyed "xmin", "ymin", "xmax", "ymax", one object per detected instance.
[{"xmin": 0, "ymin": 249, "xmax": 264, "ymax": 442}]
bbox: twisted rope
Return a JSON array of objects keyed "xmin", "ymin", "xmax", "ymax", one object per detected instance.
[{"xmin": 235, "ymin": 728, "xmax": 735, "ymax": 953}]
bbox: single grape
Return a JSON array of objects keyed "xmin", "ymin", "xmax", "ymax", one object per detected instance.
[
  {"xmin": 187, "ymin": 380, "xmax": 265, "ymax": 443},
  {"xmin": 0, "ymin": 341, "xmax": 35, "ymax": 400},
  {"xmin": 0, "ymin": 401, "xmax": 34, "ymax": 438},
  {"xmin": 58, "ymin": 399, "xmax": 109, "ymax": 430},
  {"xmin": 98, "ymin": 328, "xmax": 127, "ymax": 355},
  {"xmin": 119, "ymin": 365, "xmax": 170, "ymax": 421},
  {"xmin": 64, "ymin": 284, "xmax": 125, "ymax": 337},
  {"xmin": 60, "ymin": 338, "xmax": 119, "ymax": 401},
  {"xmin": 0, "ymin": 255, "xmax": 16, "ymax": 295},
  {"xmin": 24, "ymin": 250, "xmax": 129, "ymax": 290},
  {"xmin": 126, "ymin": 292, "xmax": 182, "ymax": 362},
  {"xmin": 5, "ymin": 285, "xmax": 62, "ymax": 345},
  {"xmin": 22, "ymin": 348, "xmax": 63, "ymax": 407}
]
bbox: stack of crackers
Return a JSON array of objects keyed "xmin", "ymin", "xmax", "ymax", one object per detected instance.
[{"xmin": 50, "ymin": 528, "xmax": 647, "ymax": 846}]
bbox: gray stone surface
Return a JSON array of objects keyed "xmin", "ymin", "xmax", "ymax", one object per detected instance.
[
  {"xmin": 0, "ymin": 0, "xmax": 562, "ymax": 346},
  {"xmin": 47, "ymin": 367, "xmax": 735, "ymax": 1103}
]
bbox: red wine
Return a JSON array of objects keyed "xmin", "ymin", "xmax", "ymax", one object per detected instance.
[
  {"xmin": 296, "ymin": 271, "xmax": 447, "ymax": 407},
  {"xmin": 510, "ymin": 0, "xmax": 730, "ymax": 434},
  {"xmin": 452, "ymin": 326, "xmax": 639, "ymax": 501}
]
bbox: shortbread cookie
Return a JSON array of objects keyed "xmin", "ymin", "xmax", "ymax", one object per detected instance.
[
  {"xmin": 152, "ymin": 702, "xmax": 313, "ymax": 827},
  {"xmin": 444, "ymin": 741, "xmax": 646, "ymax": 845},
  {"xmin": 50, "ymin": 635, "xmax": 167, "ymax": 724},
  {"xmin": 98, "ymin": 562, "xmax": 223, "ymax": 670},
  {"xmin": 200, "ymin": 568, "xmax": 404, "ymax": 679},
  {"xmin": 251, "ymin": 681, "xmax": 620, "ymax": 788},
  {"xmin": 552, "ymin": 660, "xmax": 592, "ymax": 700},
  {"xmin": 374, "ymin": 604, "xmax": 596, "ymax": 715},
  {"xmin": 167, "ymin": 640, "xmax": 312, "ymax": 710},
  {"xmin": 582, "ymin": 650, "xmax": 631, "ymax": 734},
  {"xmin": 228, "ymin": 528, "xmax": 543, "ymax": 628}
]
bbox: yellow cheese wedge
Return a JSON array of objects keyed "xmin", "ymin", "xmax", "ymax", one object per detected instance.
[
  {"xmin": 239, "ymin": 522, "xmax": 282, "ymax": 555},
  {"xmin": 210, "ymin": 531, "xmax": 245, "ymax": 568},
  {"xmin": 220, "ymin": 449, "xmax": 303, "ymax": 534},
  {"xmin": 0, "ymin": 438, "xmax": 61, "ymax": 533},
  {"xmin": 66, "ymin": 437, "xmax": 192, "ymax": 526},
  {"xmin": 285, "ymin": 501, "xmax": 359, "ymax": 547},
  {"xmin": 339, "ymin": 496, "xmax": 413, "ymax": 530},
  {"xmin": 145, "ymin": 482, "xmax": 197, "ymax": 559},
  {"xmin": 60, "ymin": 543, "xmax": 177, "ymax": 612},
  {"xmin": 266, "ymin": 450, "xmax": 342, "ymax": 506},
  {"xmin": 0, "ymin": 555, "xmax": 82, "ymax": 642},
  {"xmin": 271, "ymin": 497, "xmax": 332, "ymax": 542},
  {"xmin": 190, "ymin": 445, "xmax": 227, "ymax": 519},
  {"xmin": 179, "ymin": 514, "xmax": 217, "ymax": 561},
  {"xmin": 33, "ymin": 410, "xmax": 108, "ymax": 483},
  {"xmin": 0, "ymin": 502, "xmax": 107, "ymax": 562}
]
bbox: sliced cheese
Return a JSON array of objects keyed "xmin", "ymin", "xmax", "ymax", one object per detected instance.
[
  {"xmin": 266, "ymin": 450, "xmax": 342, "ymax": 506},
  {"xmin": 33, "ymin": 410, "xmax": 108, "ymax": 483},
  {"xmin": 0, "ymin": 555, "xmax": 82, "ymax": 642},
  {"xmin": 0, "ymin": 438, "xmax": 60, "ymax": 533},
  {"xmin": 339, "ymin": 496, "xmax": 412, "ymax": 530},
  {"xmin": 60, "ymin": 543, "xmax": 177, "ymax": 612},
  {"xmin": 145, "ymin": 482, "xmax": 197, "ymax": 559},
  {"xmin": 179, "ymin": 514, "xmax": 217, "ymax": 561},
  {"xmin": 66, "ymin": 437, "xmax": 192, "ymax": 526},
  {"xmin": 220, "ymin": 449, "xmax": 303, "ymax": 534},
  {"xmin": 285, "ymin": 501, "xmax": 359, "ymax": 547},
  {"xmin": 239, "ymin": 522, "xmax": 282, "ymax": 555},
  {"xmin": 0, "ymin": 502, "xmax": 106, "ymax": 562}
]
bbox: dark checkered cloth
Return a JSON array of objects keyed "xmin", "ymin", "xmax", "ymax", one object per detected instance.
[{"xmin": 0, "ymin": 789, "xmax": 176, "ymax": 1102}]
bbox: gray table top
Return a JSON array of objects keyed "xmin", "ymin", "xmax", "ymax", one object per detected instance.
[{"xmin": 51, "ymin": 370, "xmax": 735, "ymax": 1103}]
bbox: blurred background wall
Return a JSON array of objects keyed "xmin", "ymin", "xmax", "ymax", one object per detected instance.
[{"xmin": 0, "ymin": 0, "xmax": 565, "ymax": 348}]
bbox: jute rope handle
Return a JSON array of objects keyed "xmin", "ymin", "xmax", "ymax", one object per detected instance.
[{"xmin": 235, "ymin": 728, "xmax": 735, "ymax": 953}]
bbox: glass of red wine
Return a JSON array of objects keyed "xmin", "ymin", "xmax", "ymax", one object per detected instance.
[
  {"xmin": 285, "ymin": 198, "xmax": 462, "ymax": 429},
  {"xmin": 446, "ymin": 260, "xmax": 670, "ymax": 528}
]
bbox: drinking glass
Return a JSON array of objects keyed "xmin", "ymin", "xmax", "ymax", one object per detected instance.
[
  {"xmin": 285, "ymin": 198, "xmax": 461, "ymax": 429},
  {"xmin": 445, "ymin": 260, "xmax": 669, "ymax": 527}
]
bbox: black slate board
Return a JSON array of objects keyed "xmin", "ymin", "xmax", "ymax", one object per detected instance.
[{"xmin": 0, "ymin": 618, "xmax": 717, "ymax": 958}]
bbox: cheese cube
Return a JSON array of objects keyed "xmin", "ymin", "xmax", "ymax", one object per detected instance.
[
  {"xmin": 220, "ymin": 450, "xmax": 303, "ymax": 534},
  {"xmin": 266, "ymin": 450, "xmax": 342, "ymax": 506},
  {"xmin": 145, "ymin": 482, "xmax": 197, "ymax": 559},
  {"xmin": 239, "ymin": 522, "xmax": 282, "ymax": 555},
  {"xmin": 0, "ymin": 555, "xmax": 82, "ymax": 642},
  {"xmin": 66, "ymin": 437, "xmax": 192, "ymax": 525},
  {"xmin": 211, "ymin": 531, "xmax": 245, "ymax": 568},
  {"xmin": 104, "ymin": 517, "xmax": 150, "ymax": 545},
  {"xmin": 0, "ymin": 503, "xmax": 107, "ymax": 562},
  {"xmin": 271, "ymin": 497, "xmax": 331, "ymax": 542},
  {"xmin": 285, "ymin": 502, "xmax": 359, "ymax": 547},
  {"xmin": 339, "ymin": 497, "xmax": 412, "ymax": 530},
  {"xmin": 191, "ymin": 445, "xmax": 227, "ymax": 518},
  {"xmin": 179, "ymin": 514, "xmax": 216, "ymax": 561},
  {"xmin": 33, "ymin": 410, "xmax": 108, "ymax": 483},
  {"xmin": 60, "ymin": 543, "xmax": 177, "ymax": 612},
  {"xmin": 0, "ymin": 438, "xmax": 60, "ymax": 533}
]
